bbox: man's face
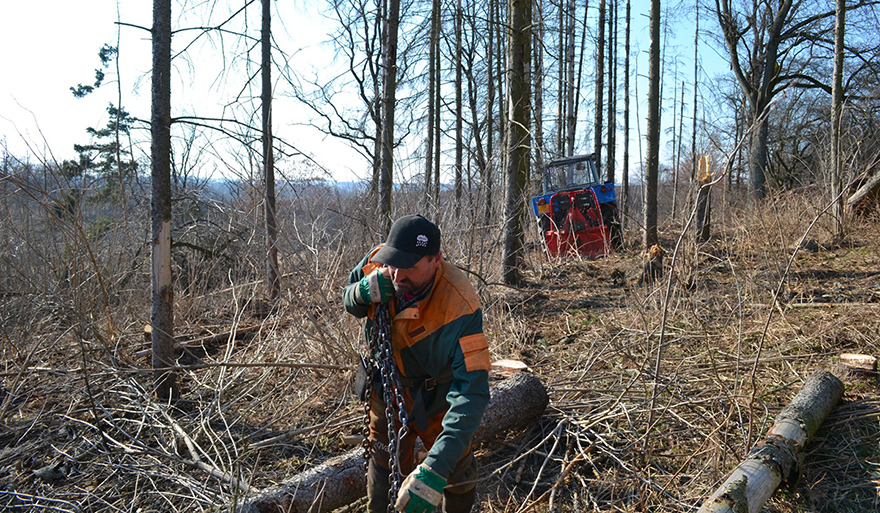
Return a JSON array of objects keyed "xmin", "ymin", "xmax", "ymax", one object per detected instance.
[{"xmin": 387, "ymin": 254, "xmax": 441, "ymax": 296}]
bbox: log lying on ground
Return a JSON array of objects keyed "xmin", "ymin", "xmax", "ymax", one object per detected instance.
[
  {"xmin": 235, "ymin": 371, "xmax": 549, "ymax": 513},
  {"xmin": 847, "ymin": 161, "xmax": 880, "ymax": 214},
  {"xmin": 697, "ymin": 370, "xmax": 844, "ymax": 513}
]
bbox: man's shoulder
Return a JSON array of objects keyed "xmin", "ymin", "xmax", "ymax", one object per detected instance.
[{"xmin": 434, "ymin": 261, "xmax": 481, "ymax": 311}]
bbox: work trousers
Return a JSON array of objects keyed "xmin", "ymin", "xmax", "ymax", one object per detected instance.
[{"xmin": 367, "ymin": 388, "xmax": 478, "ymax": 512}]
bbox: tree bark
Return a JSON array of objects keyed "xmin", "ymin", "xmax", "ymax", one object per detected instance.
[
  {"xmin": 606, "ymin": 0, "xmax": 617, "ymax": 185},
  {"xmin": 236, "ymin": 372, "xmax": 549, "ymax": 513},
  {"xmin": 502, "ymin": 0, "xmax": 531, "ymax": 286},
  {"xmin": 830, "ymin": 0, "xmax": 846, "ymax": 241},
  {"xmin": 425, "ymin": 0, "xmax": 438, "ymax": 208},
  {"xmin": 262, "ymin": 0, "xmax": 280, "ymax": 302},
  {"xmin": 150, "ymin": 0, "xmax": 177, "ymax": 401},
  {"xmin": 594, "ymin": 0, "xmax": 606, "ymax": 170},
  {"xmin": 697, "ymin": 370, "xmax": 844, "ymax": 513},
  {"xmin": 533, "ymin": 0, "xmax": 545, "ymax": 180},
  {"xmin": 454, "ymin": 0, "xmax": 463, "ymax": 207},
  {"xmin": 565, "ymin": 0, "xmax": 577, "ymax": 157},
  {"xmin": 643, "ymin": 0, "xmax": 660, "ymax": 250},
  {"xmin": 621, "ymin": 0, "xmax": 630, "ymax": 231},
  {"xmin": 378, "ymin": 0, "xmax": 400, "ymax": 233}
]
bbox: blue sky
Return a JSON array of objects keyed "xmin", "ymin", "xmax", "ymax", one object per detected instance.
[{"xmin": 0, "ymin": 1, "xmax": 718, "ymax": 185}]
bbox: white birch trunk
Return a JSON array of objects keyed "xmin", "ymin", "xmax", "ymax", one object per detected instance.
[{"xmin": 698, "ymin": 370, "xmax": 844, "ymax": 513}]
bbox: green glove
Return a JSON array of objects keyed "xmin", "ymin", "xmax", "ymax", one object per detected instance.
[
  {"xmin": 394, "ymin": 463, "xmax": 446, "ymax": 513},
  {"xmin": 356, "ymin": 268, "xmax": 394, "ymax": 304}
]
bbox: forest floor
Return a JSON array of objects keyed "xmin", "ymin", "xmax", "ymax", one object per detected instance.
[
  {"xmin": 2, "ymin": 199, "xmax": 880, "ymax": 512},
  {"xmin": 472, "ymin": 210, "xmax": 880, "ymax": 512}
]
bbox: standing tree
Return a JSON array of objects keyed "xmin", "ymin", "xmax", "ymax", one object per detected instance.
[
  {"xmin": 262, "ymin": 0, "xmax": 280, "ymax": 302},
  {"xmin": 502, "ymin": 0, "xmax": 531, "ymax": 286},
  {"xmin": 621, "ymin": 0, "xmax": 631, "ymax": 232},
  {"xmin": 643, "ymin": 0, "xmax": 661, "ymax": 249},
  {"xmin": 564, "ymin": 0, "xmax": 577, "ymax": 156},
  {"xmin": 607, "ymin": 0, "xmax": 617, "ymax": 185},
  {"xmin": 533, "ymin": 0, "xmax": 545, "ymax": 175},
  {"xmin": 711, "ymin": 0, "xmax": 864, "ymax": 200},
  {"xmin": 378, "ymin": 0, "xmax": 400, "ymax": 232},
  {"xmin": 151, "ymin": 0, "xmax": 177, "ymax": 401},
  {"xmin": 425, "ymin": 0, "xmax": 439, "ymax": 209},
  {"xmin": 830, "ymin": 0, "xmax": 845, "ymax": 243},
  {"xmin": 454, "ymin": 0, "xmax": 464, "ymax": 207},
  {"xmin": 716, "ymin": 0, "xmax": 792, "ymax": 199},
  {"xmin": 594, "ymin": 0, "xmax": 606, "ymax": 170},
  {"xmin": 71, "ymin": 45, "xmax": 138, "ymax": 204}
]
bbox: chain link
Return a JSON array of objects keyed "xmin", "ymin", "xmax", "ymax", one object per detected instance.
[{"xmin": 363, "ymin": 302, "xmax": 410, "ymax": 511}]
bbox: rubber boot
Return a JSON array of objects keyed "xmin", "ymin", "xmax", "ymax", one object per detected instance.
[{"xmin": 367, "ymin": 461, "xmax": 391, "ymax": 513}]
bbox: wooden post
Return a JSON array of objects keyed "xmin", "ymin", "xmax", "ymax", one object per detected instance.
[
  {"xmin": 236, "ymin": 371, "xmax": 549, "ymax": 513},
  {"xmin": 697, "ymin": 370, "xmax": 844, "ymax": 513}
]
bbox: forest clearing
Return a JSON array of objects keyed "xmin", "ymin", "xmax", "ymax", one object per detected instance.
[
  {"xmin": 1, "ymin": 182, "xmax": 879, "ymax": 512},
  {"xmin": 3, "ymin": 0, "xmax": 880, "ymax": 510}
]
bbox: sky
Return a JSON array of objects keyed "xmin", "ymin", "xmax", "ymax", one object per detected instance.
[
  {"xmin": 0, "ymin": 0, "xmax": 366, "ymax": 182},
  {"xmin": 0, "ymin": 1, "xmax": 718, "ymax": 185}
]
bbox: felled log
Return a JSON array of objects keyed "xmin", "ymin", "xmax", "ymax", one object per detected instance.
[
  {"xmin": 697, "ymin": 370, "xmax": 844, "ymax": 513},
  {"xmin": 235, "ymin": 371, "xmax": 549, "ymax": 513},
  {"xmin": 846, "ymin": 160, "xmax": 880, "ymax": 214}
]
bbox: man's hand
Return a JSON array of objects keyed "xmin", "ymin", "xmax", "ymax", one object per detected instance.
[
  {"xmin": 355, "ymin": 267, "xmax": 394, "ymax": 304},
  {"xmin": 394, "ymin": 463, "xmax": 446, "ymax": 513}
]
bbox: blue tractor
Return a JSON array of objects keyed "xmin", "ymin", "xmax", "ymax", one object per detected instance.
[{"xmin": 530, "ymin": 154, "xmax": 621, "ymax": 258}]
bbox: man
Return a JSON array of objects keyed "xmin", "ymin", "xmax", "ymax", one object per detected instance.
[{"xmin": 343, "ymin": 215, "xmax": 490, "ymax": 513}]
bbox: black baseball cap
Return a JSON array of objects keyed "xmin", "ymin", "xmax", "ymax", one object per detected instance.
[{"xmin": 373, "ymin": 215, "xmax": 441, "ymax": 269}]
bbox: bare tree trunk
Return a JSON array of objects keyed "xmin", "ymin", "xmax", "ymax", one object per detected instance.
[
  {"xmin": 485, "ymin": 0, "xmax": 495, "ymax": 224},
  {"xmin": 262, "ymin": 0, "xmax": 279, "ymax": 302},
  {"xmin": 594, "ymin": 0, "xmax": 606, "ymax": 172},
  {"xmin": 643, "ymin": 0, "xmax": 660, "ymax": 249},
  {"xmin": 556, "ymin": 0, "xmax": 564, "ymax": 154},
  {"xmin": 379, "ymin": 0, "xmax": 400, "ymax": 233},
  {"xmin": 150, "ymin": 0, "xmax": 177, "ymax": 402},
  {"xmin": 690, "ymin": 0, "xmax": 699, "ymax": 184},
  {"xmin": 454, "ymin": 0, "xmax": 463, "ymax": 208},
  {"xmin": 606, "ymin": 0, "xmax": 617, "ymax": 185},
  {"xmin": 564, "ymin": 0, "xmax": 576, "ymax": 156},
  {"xmin": 672, "ymin": 82, "xmax": 684, "ymax": 220},
  {"xmin": 621, "ymin": 0, "xmax": 630, "ymax": 232},
  {"xmin": 502, "ymin": 0, "xmax": 531, "ymax": 286},
  {"xmin": 370, "ymin": 8, "xmax": 384, "ymax": 201},
  {"xmin": 572, "ymin": 0, "xmax": 589, "ymax": 153},
  {"xmin": 533, "ymin": 0, "xmax": 545, "ymax": 179},
  {"xmin": 425, "ymin": 0, "xmax": 438, "ymax": 208},
  {"xmin": 830, "ymin": 0, "xmax": 845, "ymax": 242},
  {"xmin": 698, "ymin": 371, "xmax": 844, "ymax": 513},
  {"xmin": 433, "ymin": 13, "xmax": 442, "ymax": 208}
]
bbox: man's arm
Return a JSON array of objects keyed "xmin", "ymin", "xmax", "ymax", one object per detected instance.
[
  {"xmin": 422, "ymin": 310, "xmax": 491, "ymax": 478},
  {"xmin": 342, "ymin": 252, "xmax": 371, "ymax": 318}
]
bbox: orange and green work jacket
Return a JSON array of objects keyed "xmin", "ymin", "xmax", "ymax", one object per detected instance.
[{"xmin": 342, "ymin": 246, "xmax": 491, "ymax": 479}]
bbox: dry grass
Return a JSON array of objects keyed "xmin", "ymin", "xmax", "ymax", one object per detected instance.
[{"xmin": 1, "ymin": 176, "xmax": 879, "ymax": 511}]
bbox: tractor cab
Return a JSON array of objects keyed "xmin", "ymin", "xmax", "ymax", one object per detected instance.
[{"xmin": 531, "ymin": 154, "xmax": 617, "ymax": 258}]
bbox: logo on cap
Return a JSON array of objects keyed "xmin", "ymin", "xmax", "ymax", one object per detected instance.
[{"xmin": 416, "ymin": 234, "xmax": 428, "ymax": 247}]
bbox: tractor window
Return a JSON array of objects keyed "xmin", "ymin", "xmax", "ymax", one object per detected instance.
[{"xmin": 543, "ymin": 158, "xmax": 599, "ymax": 193}]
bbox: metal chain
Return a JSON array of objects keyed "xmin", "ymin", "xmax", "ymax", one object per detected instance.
[{"xmin": 363, "ymin": 302, "xmax": 410, "ymax": 511}]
